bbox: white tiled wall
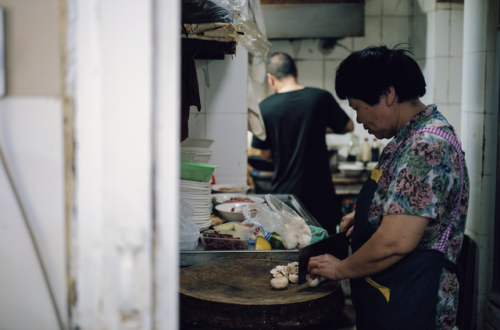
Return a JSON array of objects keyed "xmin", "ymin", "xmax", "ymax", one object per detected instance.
[
  {"xmin": 189, "ymin": 46, "xmax": 249, "ymax": 184},
  {"xmin": 414, "ymin": 2, "xmax": 464, "ymax": 138},
  {"xmin": 254, "ymin": 0, "xmax": 416, "ymax": 150}
]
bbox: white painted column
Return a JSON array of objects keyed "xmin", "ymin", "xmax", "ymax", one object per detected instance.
[
  {"xmin": 153, "ymin": 0, "xmax": 181, "ymax": 329},
  {"xmin": 461, "ymin": 0, "xmax": 499, "ymax": 328},
  {"xmin": 69, "ymin": 0, "xmax": 154, "ymax": 328}
]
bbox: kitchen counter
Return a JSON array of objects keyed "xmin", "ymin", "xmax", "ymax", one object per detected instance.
[
  {"xmin": 332, "ymin": 172, "xmax": 369, "ymax": 195},
  {"xmin": 180, "ymin": 194, "xmax": 321, "ymax": 267}
]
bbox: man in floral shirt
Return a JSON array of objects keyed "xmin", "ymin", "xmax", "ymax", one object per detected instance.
[{"xmin": 307, "ymin": 45, "xmax": 469, "ymax": 330}]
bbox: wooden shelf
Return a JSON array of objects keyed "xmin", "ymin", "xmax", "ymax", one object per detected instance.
[{"xmin": 182, "ymin": 38, "xmax": 236, "ymax": 60}]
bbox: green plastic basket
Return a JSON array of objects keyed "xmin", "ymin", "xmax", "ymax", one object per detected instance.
[{"xmin": 180, "ymin": 162, "xmax": 218, "ymax": 182}]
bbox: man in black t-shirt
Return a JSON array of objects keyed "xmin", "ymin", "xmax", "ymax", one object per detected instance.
[{"xmin": 252, "ymin": 52, "xmax": 354, "ymax": 235}]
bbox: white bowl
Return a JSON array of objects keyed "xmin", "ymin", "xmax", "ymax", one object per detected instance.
[
  {"xmin": 180, "ymin": 147, "xmax": 214, "ymax": 164},
  {"xmin": 181, "ymin": 138, "xmax": 215, "ymax": 149},
  {"xmin": 338, "ymin": 163, "xmax": 365, "ymax": 177},
  {"xmin": 211, "ymin": 184, "xmax": 250, "ymax": 194},
  {"xmin": 212, "ymin": 194, "xmax": 265, "ymax": 205},
  {"xmin": 215, "ymin": 203, "xmax": 258, "ymax": 222}
]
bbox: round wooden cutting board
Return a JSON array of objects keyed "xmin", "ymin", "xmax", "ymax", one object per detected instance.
[{"xmin": 180, "ymin": 259, "xmax": 343, "ymax": 329}]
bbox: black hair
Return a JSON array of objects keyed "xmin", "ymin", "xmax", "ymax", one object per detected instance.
[
  {"xmin": 267, "ymin": 52, "xmax": 297, "ymax": 80},
  {"xmin": 335, "ymin": 45, "xmax": 426, "ymax": 106}
]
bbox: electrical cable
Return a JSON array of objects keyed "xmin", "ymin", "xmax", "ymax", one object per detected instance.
[{"xmin": 0, "ymin": 138, "xmax": 65, "ymax": 330}]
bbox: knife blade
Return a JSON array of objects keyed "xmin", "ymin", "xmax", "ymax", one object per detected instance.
[{"xmin": 298, "ymin": 230, "xmax": 350, "ymax": 284}]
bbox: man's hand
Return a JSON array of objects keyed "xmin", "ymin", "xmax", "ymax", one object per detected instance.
[
  {"xmin": 307, "ymin": 254, "xmax": 342, "ymax": 281},
  {"xmin": 339, "ymin": 211, "xmax": 355, "ymax": 237},
  {"xmin": 260, "ymin": 149, "xmax": 272, "ymax": 162}
]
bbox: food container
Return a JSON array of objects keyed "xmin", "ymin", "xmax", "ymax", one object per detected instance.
[
  {"xmin": 211, "ymin": 184, "xmax": 250, "ymax": 194},
  {"xmin": 180, "ymin": 162, "xmax": 218, "ymax": 182},
  {"xmin": 213, "ymin": 222, "xmax": 253, "ymax": 238},
  {"xmin": 215, "ymin": 203, "xmax": 258, "ymax": 222},
  {"xmin": 201, "ymin": 231, "xmax": 249, "ymax": 250},
  {"xmin": 180, "ymin": 234, "xmax": 199, "ymax": 251},
  {"xmin": 181, "ymin": 137, "xmax": 215, "ymax": 149},
  {"xmin": 180, "ymin": 152, "xmax": 195, "ymax": 163},
  {"xmin": 180, "ymin": 147, "xmax": 214, "ymax": 164},
  {"xmin": 212, "ymin": 194, "xmax": 265, "ymax": 205}
]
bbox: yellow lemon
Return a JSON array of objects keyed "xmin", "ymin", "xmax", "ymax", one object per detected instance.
[{"xmin": 255, "ymin": 237, "xmax": 271, "ymax": 250}]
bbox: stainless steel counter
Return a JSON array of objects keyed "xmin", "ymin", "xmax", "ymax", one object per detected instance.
[{"xmin": 180, "ymin": 194, "xmax": 320, "ymax": 267}]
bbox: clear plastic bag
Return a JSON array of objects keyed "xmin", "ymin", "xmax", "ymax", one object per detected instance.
[
  {"xmin": 182, "ymin": 0, "xmax": 269, "ymax": 58},
  {"xmin": 180, "ymin": 199, "xmax": 200, "ymax": 250},
  {"xmin": 212, "ymin": 0, "xmax": 269, "ymax": 58},
  {"xmin": 242, "ymin": 195, "xmax": 312, "ymax": 249}
]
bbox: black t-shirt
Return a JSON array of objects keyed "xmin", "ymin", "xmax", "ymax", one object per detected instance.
[{"xmin": 252, "ymin": 87, "xmax": 350, "ymax": 232}]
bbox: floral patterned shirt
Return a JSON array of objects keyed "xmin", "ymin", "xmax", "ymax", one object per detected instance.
[{"xmin": 368, "ymin": 105, "xmax": 469, "ymax": 330}]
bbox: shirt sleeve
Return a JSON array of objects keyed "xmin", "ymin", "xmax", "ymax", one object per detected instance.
[
  {"xmin": 382, "ymin": 133, "xmax": 459, "ymax": 220},
  {"xmin": 324, "ymin": 92, "xmax": 350, "ymax": 133}
]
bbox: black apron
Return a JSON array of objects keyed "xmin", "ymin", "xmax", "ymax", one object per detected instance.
[{"xmin": 350, "ymin": 127, "xmax": 464, "ymax": 330}]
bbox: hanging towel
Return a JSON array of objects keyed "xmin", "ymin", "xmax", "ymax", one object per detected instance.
[
  {"xmin": 247, "ymin": 76, "xmax": 266, "ymax": 141},
  {"xmin": 181, "ymin": 53, "xmax": 201, "ymax": 142}
]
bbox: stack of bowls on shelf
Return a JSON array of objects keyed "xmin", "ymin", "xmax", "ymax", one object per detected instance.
[
  {"xmin": 180, "ymin": 180, "xmax": 212, "ymax": 232},
  {"xmin": 180, "ymin": 138, "xmax": 217, "ymax": 232},
  {"xmin": 181, "ymin": 138, "xmax": 215, "ymax": 164}
]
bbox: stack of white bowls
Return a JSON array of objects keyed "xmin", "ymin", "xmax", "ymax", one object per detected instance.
[
  {"xmin": 180, "ymin": 180, "xmax": 212, "ymax": 232},
  {"xmin": 181, "ymin": 138, "xmax": 215, "ymax": 164}
]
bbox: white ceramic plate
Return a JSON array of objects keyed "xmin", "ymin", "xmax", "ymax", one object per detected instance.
[
  {"xmin": 215, "ymin": 203, "xmax": 258, "ymax": 222},
  {"xmin": 180, "ymin": 180, "xmax": 211, "ymax": 188},
  {"xmin": 181, "ymin": 195, "xmax": 212, "ymax": 202},
  {"xmin": 212, "ymin": 194, "xmax": 265, "ymax": 205},
  {"xmin": 211, "ymin": 184, "xmax": 250, "ymax": 194},
  {"xmin": 198, "ymin": 223, "xmax": 211, "ymax": 232},
  {"xmin": 180, "ymin": 185, "xmax": 211, "ymax": 193}
]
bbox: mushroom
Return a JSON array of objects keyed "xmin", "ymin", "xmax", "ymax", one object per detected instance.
[
  {"xmin": 286, "ymin": 262, "xmax": 299, "ymax": 283},
  {"xmin": 270, "ymin": 273, "xmax": 288, "ymax": 290},
  {"xmin": 289, "ymin": 274, "xmax": 299, "ymax": 284},
  {"xmin": 271, "ymin": 265, "xmax": 289, "ymax": 280},
  {"xmin": 306, "ymin": 274, "xmax": 321, "ymax": 287},
  {"xmin": 287, "ymin": 262, "xmax": 298, "ymax": 275}
]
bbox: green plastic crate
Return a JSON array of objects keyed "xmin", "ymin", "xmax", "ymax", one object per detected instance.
[{"xmin": 180, "ymin": 162, "xmax": 218, "ymax": 182}]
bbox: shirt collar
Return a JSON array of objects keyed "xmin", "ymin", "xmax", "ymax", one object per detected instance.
[{"xmin": 381, "ymin": 104, "xmax": 437, "ymax": 160}]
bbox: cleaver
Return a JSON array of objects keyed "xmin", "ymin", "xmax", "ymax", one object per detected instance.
[{"xmin": 298, "ymin": 230, "xmax": 350, "ymax": 284}]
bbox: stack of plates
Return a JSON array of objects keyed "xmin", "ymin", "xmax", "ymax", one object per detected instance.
[{"xmin": 180, "ymin": 180, "xmax": 212, "ymax": 232}]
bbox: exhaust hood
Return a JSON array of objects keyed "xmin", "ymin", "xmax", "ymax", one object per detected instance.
[{"xmin": 260, "ymin": 0, "xmax": 364, "ymax": 39}]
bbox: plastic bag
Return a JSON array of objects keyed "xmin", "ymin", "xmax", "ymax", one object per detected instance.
[
  {"xmin": 242, "ymin": 195, "xmax": 312, "ymax": 249},
  {"xmin": 212, "ymin": 0, "xmax": 269, "ymax": 58},
  {"xmin": 182, "ymin": 0, "xmax": 235, "ymax": 23},
  {"xmin": 182, "ymin": 0, "xmax": 269, "ymax": 58},
  {"xmin": 180, "ymin": 199, "xmax": 200, "ymax": 250}
]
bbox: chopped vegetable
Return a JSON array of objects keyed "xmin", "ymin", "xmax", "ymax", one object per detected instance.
[
  {"xmin": 255, "ymin": 237, "xmax": 271, "ymax": 250},
  {"xmin": 269, "ymin": 232, "xmax": 285, "ymax": 250}
]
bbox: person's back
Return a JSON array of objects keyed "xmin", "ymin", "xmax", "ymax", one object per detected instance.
[
  {"xmin": 260, "ymin": 88, "xmax": 337, "ymax": 198},
  {"xmin": 252, "ymin": 52, "xmax": 353, "ymax": 234}
]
